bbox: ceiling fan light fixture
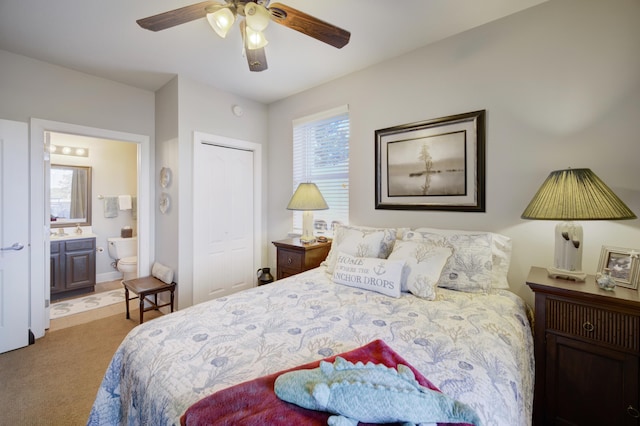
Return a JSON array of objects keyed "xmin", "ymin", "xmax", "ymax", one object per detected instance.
[
  {"xmin": 245, "ymin": 26, "xmax": 268, "ymax": 50},
  {"xmin": 244, "ymin": 2, "xmax": 270, "ymax": 32},
  {"xmin": 206, "ymin": 7, "xmax": 235, "ymax": 38}
]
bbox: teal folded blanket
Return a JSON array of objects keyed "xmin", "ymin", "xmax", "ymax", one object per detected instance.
[{"xmin": 275, "ymin": 356, "xmax": 481, "ymax": 426}]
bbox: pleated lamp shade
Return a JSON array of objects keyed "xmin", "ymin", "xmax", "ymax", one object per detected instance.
[
  {"xmin": 521, "ymin": 168, "xmax": 636, "ymax": 220},
  {"xmin": 287, "ymin": 183, "xmax": 328, "ymax": 211},
  {"xmin": 522, "ymin": 168, "xmax": 635, "ymax": 281},
  {"xmin": 287, "ymin": 183, "xmax": 328, "ymax": 244}
]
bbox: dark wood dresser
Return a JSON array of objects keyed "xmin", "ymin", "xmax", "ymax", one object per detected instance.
[
  {"xmin": 526, "ymin": 266, "xmax": 640, "ymax": 425},
  {"xmin": 272, "ymin": 238, "xmax": 331, "ymax": 280}
]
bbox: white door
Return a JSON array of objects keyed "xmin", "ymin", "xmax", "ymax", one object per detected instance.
[
  {"xmin": 0, "ymin": 119, "xmax": 30, "ymax": 354},
  {"xmin": 193, "ymin": 141, "xmax": 255, "ymax": 304}
]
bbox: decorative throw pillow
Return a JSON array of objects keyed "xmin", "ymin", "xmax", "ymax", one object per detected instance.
[
  {"xmin": 403, "ymin": 230, "xmax": 493, "ymax": 293},
  {"xmin": 413, "ymin": 227, "xmax": 512, "ymax": 289},
  {"xmin": 323, "ymin": 225, "xmax": 398, "ymax": 274},
  {"xmin": 332, "ymin": 252, "xmax": 404, "ymax": 298},
  {"xmin": 152, "ymin": 262, "xmax": 174, "ymax": 284},
  {"xmin": 387, "ymin": 241, "xmax": 452, "ymax": 300}
]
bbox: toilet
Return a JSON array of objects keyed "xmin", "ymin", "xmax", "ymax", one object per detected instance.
[{"xmin": 107, "ymin": 237, "xmax": 138, "ymax": 281}]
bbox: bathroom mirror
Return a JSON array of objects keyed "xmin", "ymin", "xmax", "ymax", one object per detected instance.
[{"xmin": 50, "ymin": 165, "xmax": 92, "ymax": 228}]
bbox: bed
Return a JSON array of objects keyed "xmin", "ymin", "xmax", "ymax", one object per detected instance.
[{"xmin": 88, "ymin": 226, "xmax": 534, "ymax": 426}]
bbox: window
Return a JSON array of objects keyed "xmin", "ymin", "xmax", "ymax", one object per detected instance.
[{"xmin": 292, "ymin": 105, "xmax": 349, "ymax": 236}]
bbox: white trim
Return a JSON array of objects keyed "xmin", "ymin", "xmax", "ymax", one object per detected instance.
[
  {"xmin": 29, "ymin": 118, "xmax": 152, "ymax": 338},
  {"xmin": 193, "ymin": 131, "xmax": 262, "ymax": 298},
  {"xmin": 292, "ymin": 104, "xmax": 349, "ymax": 126}
]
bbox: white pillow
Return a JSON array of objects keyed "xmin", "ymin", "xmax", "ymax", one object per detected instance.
[
  {"xmin": 332, "ymin": 252, "xmax": 404, "ymax": 298},
  {"xmin": 152, "ymin": 262, "xmax": 174, "ymax": 284},
  {"xmin": 324, "ymin": 225, "xmax": 398, "ymax": 274},
  {"xmin": 413, "ymin": 227, "xmax": 512, "ymax": 289},
  {"xmin": 387, "ymin": 240, "xmax": 452, "ymax": 300},
  {"xmin": 403, "ymin": 230, "xmax": 493, "ymax": 293}
]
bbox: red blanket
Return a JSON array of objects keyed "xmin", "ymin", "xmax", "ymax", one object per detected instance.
[{"xmin": 181, "ymin": 339, "xmax": 471, "ymax": 426}]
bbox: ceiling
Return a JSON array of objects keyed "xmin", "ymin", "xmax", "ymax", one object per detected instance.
[{"xmin": 0, "ymin": 0, "xmax": 547, "ymax": 104}]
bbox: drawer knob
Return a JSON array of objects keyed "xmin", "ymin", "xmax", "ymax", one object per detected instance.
[
  {"xmin": 582, "ymin": 321, "xmax": 595, "ymax": 332},
  {"xmin": 627, "ymin": 405, "xmax": 640, "ymax": 418},
  {"xmin": 287, "ymin": 257, "xmax": 292, "ymax": 265}
]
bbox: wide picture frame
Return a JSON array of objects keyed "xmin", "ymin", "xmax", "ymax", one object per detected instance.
[
  {"xmin": 597, "ymin": 245, "xmax": 640, "ymax": 289},
  {"xmin": 375, "ymin": 110, "xmax": 486, "ymax": 211}
]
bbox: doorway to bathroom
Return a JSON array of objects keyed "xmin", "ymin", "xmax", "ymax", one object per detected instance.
[
  {"xmin": 30, "ymin": 119, "xmax": 151, "ymax": 336},
  {"xmin": 49, "ymin": 132, "xmax": 139, "ymax": 287}
]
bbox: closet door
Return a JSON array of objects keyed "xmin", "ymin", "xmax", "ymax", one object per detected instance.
[{"xmin": 193, "ymin": 142, "xmax": 255, "ymax": 304}]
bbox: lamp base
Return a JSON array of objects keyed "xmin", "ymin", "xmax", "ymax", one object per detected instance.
[
  {"xmin": 299, "ymin": 235, "xmax": 317, "ymax": 244},
  {"xmin": 547, "ymin": 266, "xmax": 586, "ymax": 282},
  {"xmin": 300, "ymin": 211, "xmax": 316, "ymax": 244}
]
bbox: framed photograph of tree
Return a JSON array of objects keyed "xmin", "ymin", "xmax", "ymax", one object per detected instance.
[{"xmin": 375, "ymin": 110, "xmax": 485, "ymax": 211}]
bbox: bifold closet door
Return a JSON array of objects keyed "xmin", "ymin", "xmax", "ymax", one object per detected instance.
[{"xmin": 193, "ymin": 142, "xmax": 254, "ymax": 304}]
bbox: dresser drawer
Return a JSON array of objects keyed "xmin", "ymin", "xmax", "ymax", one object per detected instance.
[
  {"xmin": 546, "ymin": 297, "xmax": 640, "ymax": 352},
  {"xmin": 278, "ymin": 249, "xmax": 302, "ymax": 270},
  {"xmin": 65, "ymin": 238, "xmax": 95, "ymax": 252}
]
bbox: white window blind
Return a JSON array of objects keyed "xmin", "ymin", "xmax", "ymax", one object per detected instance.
[{"xmin": 292, "ymin": 105, "xmax": 349, "ymax": 236}]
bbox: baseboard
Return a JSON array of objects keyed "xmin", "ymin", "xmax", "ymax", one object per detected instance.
[{"xmin": 97, "ymin": 271, "xmax": 123, "ymax": 283}]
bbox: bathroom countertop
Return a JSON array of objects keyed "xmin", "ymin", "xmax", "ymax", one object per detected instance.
[{"xmin": 50, "ymin": 233, "xmax": 98, "ymax": 241}]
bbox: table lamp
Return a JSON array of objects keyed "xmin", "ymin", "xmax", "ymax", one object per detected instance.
[
  {"xmin": 521, "ymin": 168, "xmax": 636, "ymax": 281},
  {"xmin": 287, "ymin": 182, "xmax": 328, "ymax": 243}
]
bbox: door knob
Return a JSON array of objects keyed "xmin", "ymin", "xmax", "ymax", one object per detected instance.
[{"xmin": 1, "ymin": 242, "xmax": 24, "ymax": 251}]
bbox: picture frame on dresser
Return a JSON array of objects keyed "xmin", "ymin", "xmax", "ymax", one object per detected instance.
[{"xmin": 597, "ymin": 245, "xmax": 640, "ymax": 289}]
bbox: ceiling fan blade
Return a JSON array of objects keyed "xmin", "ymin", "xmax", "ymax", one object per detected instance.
[
  {"xmin": 268, "ymin": 2, "xmax": 350, "ymax": 49},
  {"xmin": 137, "ymin": 1, "xmax": 220, "ymax": 32},
  {"xmin": 240, "ymin": 21, "xmax": 268, "ymax": 72}
]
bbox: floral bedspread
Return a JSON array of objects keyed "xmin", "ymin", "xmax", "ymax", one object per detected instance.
[{"xmin": 88, "ymin": 267, "xmax": 534, "ymax": 426}]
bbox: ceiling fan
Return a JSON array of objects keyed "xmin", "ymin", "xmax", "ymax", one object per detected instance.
[{"xmin": 137, "ymin": 0, "xmax": 351, "ymax": 72}]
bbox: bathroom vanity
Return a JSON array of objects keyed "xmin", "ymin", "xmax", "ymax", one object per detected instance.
[{"xmin": 50, "ymin": 236, "xmax": 96, "ymax": 300}]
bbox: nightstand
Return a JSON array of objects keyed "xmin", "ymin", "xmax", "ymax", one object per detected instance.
[
  {"xmin": 272, "ymin": 238, "xmax": 331, "ymax": 279},
  {"xmin": 526, "ymin": 266, "xmax": 640, "ymax": 425}
]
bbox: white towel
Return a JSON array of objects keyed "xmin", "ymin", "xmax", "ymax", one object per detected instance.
[{"xmin": 118, "ymin": 195, "xmax": 132, "ymax": 210}]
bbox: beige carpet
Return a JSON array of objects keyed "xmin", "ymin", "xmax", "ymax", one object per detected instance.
[{"xmin": 0, "ymin": 308, "xmax": 162, "ymax": 426}]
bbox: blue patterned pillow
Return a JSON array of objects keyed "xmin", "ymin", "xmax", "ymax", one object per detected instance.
[
  {"xmin": 387, "ymin": 241, "xmax": 452, "ymax": 300},
  {"xmin": 403, "ymin": 231, "xmax": 493, "ymax": 293},
  {"xmin": 324, "ymin": 225, "xmax": 398, "ymax": 274},
  {"xmin": 413, "ymin": 227, "xmax": 512, "ymax": 289}
]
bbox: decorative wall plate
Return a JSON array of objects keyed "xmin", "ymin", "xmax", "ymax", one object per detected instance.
[
  {"xmin": 160, "ymin": 167, "xmax": 172, "ymax": 188},
  {"xmin": 159, "ymin": 192, "xmax": 170, "ymax": 214}
]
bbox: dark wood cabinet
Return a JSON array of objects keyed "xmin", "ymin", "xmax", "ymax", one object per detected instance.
[
  {"xmin": 272, "ymin": 238, "xmax": 331, "ymax": 279},
  {"xmin": 51, "ymin": 237, "xmax": 96, "ymax": 300},
  {"xmin": 50, "ymin": 241, "xmax": 65, "ymax": 294},
  {"xmin": 527, "ymin": 266, "xmax": 640, "ymax": 425}
]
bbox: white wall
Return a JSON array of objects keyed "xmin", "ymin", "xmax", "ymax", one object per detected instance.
[
  {"xmin": 154, "ymin": 77, "xmax": 180, "ymax": 301},
  {"xmin": 267, "ymin": 0, "xmax": 640, "ymax": 305},
  {"xmin": 0, "ymin": 48, "xmax": 270, "ymax": 320},
  {"xmin": 0, "ymin": 49, "xmax": 156, "ymax": 336},
  {"xmin": 156, "ymin": 76, "xmax": 269, "ymax": 309},
  {"xmin": 0, "ymin": 50, "xmax": 155, "ymax": 134},
  {"xmin": 2, "ymin": 0, "xmax": 639, "ymax": 323}
]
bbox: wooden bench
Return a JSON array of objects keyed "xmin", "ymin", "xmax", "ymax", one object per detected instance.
[{"xmin": 122, "ymin": 276, "xmax": 176, "ymax": 324}]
